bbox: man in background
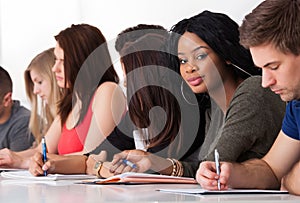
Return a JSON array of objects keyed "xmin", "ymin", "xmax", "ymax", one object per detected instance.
[{"xmin": 0, "ymin": 66, "xmax": 34, "ymax": 151}]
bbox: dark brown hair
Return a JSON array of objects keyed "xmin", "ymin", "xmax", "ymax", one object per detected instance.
[
  {"xmin": 118, "ymin": 26, "xmax": 182, "ymax": 156},
  {"xmin": 170, "ymin": 10, "xmax": 260, "ymax": 79},
  {"xmin": 115, "ymin": 24, "xmax": 165, "ymax": 53},
  {"xmin": 239, "ymin": 0, "xmax": 300, "ymax": 55},
  {"xmin": 0, "ymin": 66, "xmax": 12, "ymax": 99},
  {"xmin": 55, "ymin": 24, "xmax": 119, "ymax": 126}
]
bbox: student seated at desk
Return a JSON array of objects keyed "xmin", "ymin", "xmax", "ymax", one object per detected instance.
[
  {"xmin": 0, "ymin": 24, "xmax": 126, "ymax": 171},
  {"xmin": 24, "ymin": 48, "xmax": 62, "ymax": 146},
  {"xmin": 0, "ymin": 48, "xmax": 60, "ymax": 153},
  {"xmin": 28, "ymin": 24, "xmax": 209, "ymax": 177},
  {"xmin": 0, "ymin": 66, "xmax": 34, "ymax": 151},
  {"xmin": 109, "ymin": 11, "xmax": 285, "ymax": 178},
  {"xmin": 86, "ymin": 24, "xmax": 210, "ymax": 177},
  {"xmin": 197, "ymin": 0, "xmax": 300, "ymax": 196}
]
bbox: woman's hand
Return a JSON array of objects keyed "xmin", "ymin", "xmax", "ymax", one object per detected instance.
[
  {"xmin": 110, "ymin": 150, "xmax": 151, "ymax": 175},
  {"xmin": 29, "ymin": 152, "xmax": 47, "ymax": 176},
  {"xmin": 86, "ymin": 151, "xmax": 107, "ymax": 175},
  {"xmin": 29, "ymin": 153, "xmax": 66, "ymax": 176}
]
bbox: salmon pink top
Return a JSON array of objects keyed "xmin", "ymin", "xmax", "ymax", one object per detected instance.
[{"xmin": 57, "ymin": 98, "xmax": 94, "ymax": 155}]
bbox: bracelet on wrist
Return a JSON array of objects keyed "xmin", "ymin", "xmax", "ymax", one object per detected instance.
[
  {"xmin": 167, "ymin": 158, "xmax": 176, "ymax": 176},
  {"xmin": 166, "ymin": 158, "xmax": 183, "ymax": 177},
  {"xmin": 94, "ymin": 161, "xmax": 103, "ymax": 178}
]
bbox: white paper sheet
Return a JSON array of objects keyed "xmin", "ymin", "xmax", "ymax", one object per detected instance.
[
  {"xmin": 1, "ymin": 170, "xmax": 96, "ymax": 181},
  {"xmin": 159, "ymin": 188, "xmax": 289, "ymax": 195}
]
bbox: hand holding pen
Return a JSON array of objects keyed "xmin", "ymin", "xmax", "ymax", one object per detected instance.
[
  {"xmin": 122, "ymin": 159, "xmax": 137, "ymax": 169},
  {"xmin": 196, "ymin": 157, "xmax": 232, "ymax": 190},
  {"xmin": 41, "ymin": 137, "xmax": 48, "ymax": 176},
  {"xmin": 214, "ymin": 149, "xmax": 221, "ymax": 190},
  {"xmin": 110, "ymin": 150, "xmax": 152, "ymax": 174}
]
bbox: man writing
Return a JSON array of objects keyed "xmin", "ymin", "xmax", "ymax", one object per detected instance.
[{"xmin": 196, "ymin": 0, "xmax": 300, "ymax": 195}]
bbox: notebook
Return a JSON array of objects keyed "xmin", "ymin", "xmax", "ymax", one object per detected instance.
[
  {"xmin": 158, "ymin": 188, "xmax": 289, "ymax": 195},
  {"xmin": 1, "ymin": 170, "xmax": 96, "ymax": 181},
  {"xmin": 82, "ymin": 172, "xmax": 197, "ymax": 184},
  {"xmin": 0, "ymin": 168, "xmax": 23, "ymax": 172}
]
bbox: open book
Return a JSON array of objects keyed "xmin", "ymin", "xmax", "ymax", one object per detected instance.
[
  {"xmin": 158, "ymin": 188, "xmax": 289, "ymax": 195},
  {"xmin": 1, "ymin": 170, "xmax": 96, "ymax": 181},
  {"xmin": 83, "ymin": 172, "xmax": 197, "ymax": 184}
]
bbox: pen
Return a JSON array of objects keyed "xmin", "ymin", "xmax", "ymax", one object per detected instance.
[
  {"xmin": 122, "ymin": 159, "xmax": 137, "ymax": 169},
  {"xmin": 41, "ymin": 137, "xmax": 47, "ymax": 176},
  {"xmin": 214, "ymin": 149, "xmax": 221, "ymax": 190}
]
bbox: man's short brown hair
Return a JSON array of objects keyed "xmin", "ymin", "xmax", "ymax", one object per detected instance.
[
  {"xmin": 0, "ymin": 66, "xmax": 12, "ymax": 100},
  {"xmin": 239, "ymin": 0, "xmax": 300, "ymax": 55}
]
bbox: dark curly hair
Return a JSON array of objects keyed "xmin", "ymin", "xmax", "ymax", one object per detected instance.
[{"xmin": 170, "ymin": 10, "xmax": 261, "ymax": 79}]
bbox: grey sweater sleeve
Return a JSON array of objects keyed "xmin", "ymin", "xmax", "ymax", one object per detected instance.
[
  {"xmin": 182, "ymin": 76, "xmax": 285, "ymax": 177},
  {"xmin": 204, "ymin": 76, "xmax": 285, "ymax": 162}
]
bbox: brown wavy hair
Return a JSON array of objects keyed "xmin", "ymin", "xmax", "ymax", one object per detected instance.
[
  {"xmin": 119, "ymin": 27, "xmax": 182, "ymax": 156},
  {"xmin": 55, "ymin": 24, "xmax": 119, "ymax": 126}
]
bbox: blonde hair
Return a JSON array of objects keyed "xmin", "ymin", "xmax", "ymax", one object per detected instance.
[{"xmin": 24, "ymin": 48, "xmax": 62, "ymax": 143}]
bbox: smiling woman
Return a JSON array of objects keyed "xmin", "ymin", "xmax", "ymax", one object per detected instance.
[{"xmin": 106, "ymin": 10, "xmax": 286, "ymax": 179}]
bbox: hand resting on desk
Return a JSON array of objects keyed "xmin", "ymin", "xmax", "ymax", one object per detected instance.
[{"xmin": 0, "ymin": 148, "xmax": 25, "ymax": 169}]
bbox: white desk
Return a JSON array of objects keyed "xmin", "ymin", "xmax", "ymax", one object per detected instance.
[{"xmin": 1, "ymin": 176, "xmax": 300, "ymax": 203}]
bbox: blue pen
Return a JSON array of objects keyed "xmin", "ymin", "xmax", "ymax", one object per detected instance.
[
  {"xmin": 214, "ymin": 149, "xmax": 221, "ymax": 190},
  {"xmin": 41, "ymin": 137, "xmax": 47, "ymax": 176},
  {"xmin": 122, "ymin": 159, "xmax": 137, "ymax": 169}
]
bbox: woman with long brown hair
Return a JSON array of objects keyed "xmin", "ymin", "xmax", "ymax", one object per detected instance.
[{"xmin": 0, "ymin": 24, "xmax": 126, "ymax": 173}]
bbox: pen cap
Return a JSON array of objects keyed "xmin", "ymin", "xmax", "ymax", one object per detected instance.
[
  {"xmin": 42, "ymin": 137, "xmax": 45, "ymax": 144},
  {"xmin": 214, "ymin": 149, "xmax": 219, "ymax": 159},
  {"xmin": 42, "ymin": 137, "xmax": 47, "ymax": 154}
]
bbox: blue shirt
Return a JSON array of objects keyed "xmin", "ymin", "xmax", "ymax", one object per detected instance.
[{"xmin": 282, "ymin": 100, "xmax": 300, "ymax": 140}]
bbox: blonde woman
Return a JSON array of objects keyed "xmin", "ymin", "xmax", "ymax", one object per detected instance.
[
  {"xmin": 0, "ymin": 24, "xmax": 126, "ymax": 171},
  {"xmin": 24, "ymin": 48, "xmax": 62, "ymax": 145}
]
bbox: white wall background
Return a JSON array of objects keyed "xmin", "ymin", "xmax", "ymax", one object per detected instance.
[{"xmin": 0, "ymin": 0, "xmax": 263, "ymax": 108}]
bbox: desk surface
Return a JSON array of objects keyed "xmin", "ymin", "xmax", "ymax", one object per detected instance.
[{"xmin": 1, "ymin": 177, "xmax": 300, "ymax": 203}]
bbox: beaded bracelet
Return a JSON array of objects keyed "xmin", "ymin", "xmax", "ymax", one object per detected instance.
[
  {"xmin": 176, "ymin": 159, "xmax": 184, "ymax": 177},
  {"xmin": 167, "ymin": 158, "xmax": 177, "ymax": 176}
]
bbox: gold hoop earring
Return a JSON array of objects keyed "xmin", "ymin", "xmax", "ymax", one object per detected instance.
[{"xmin": 181, "ymin": 81, "xmax": 198, "ymax": 106}]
